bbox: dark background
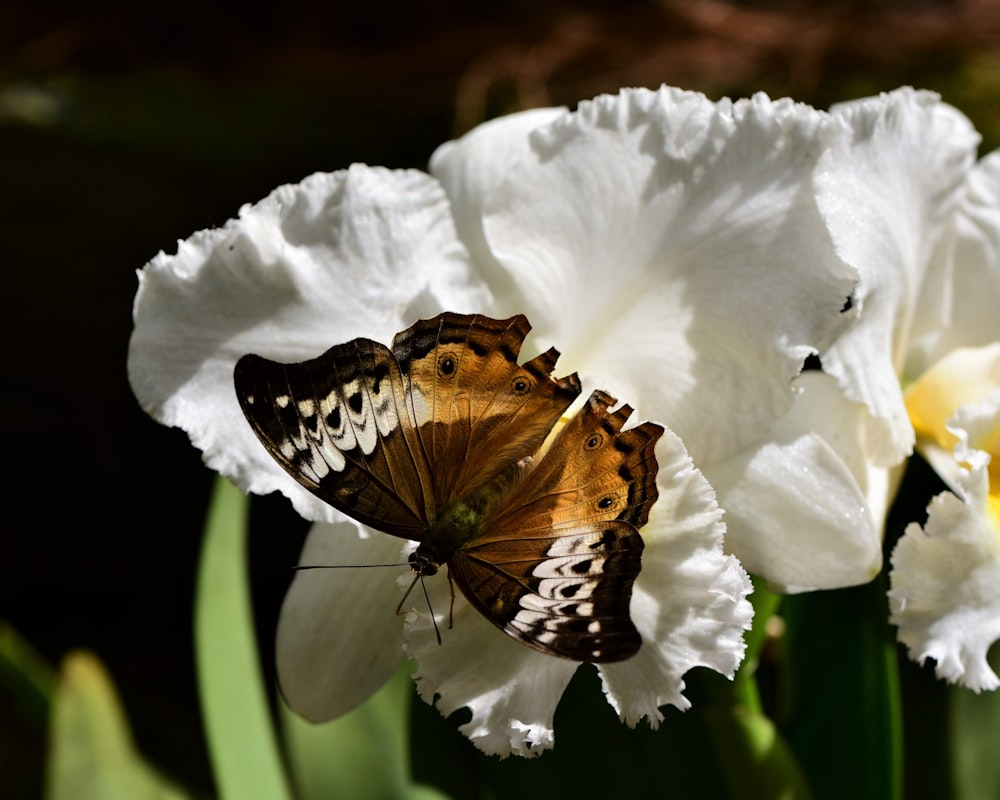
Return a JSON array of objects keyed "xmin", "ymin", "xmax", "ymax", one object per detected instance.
[{"xmin": 3, "ymin": 1, "xmax": 999, "ymax": 797}]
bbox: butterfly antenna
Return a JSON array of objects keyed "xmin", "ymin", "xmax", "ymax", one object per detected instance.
[
  {"xmin": 395, "ymin": 573, "xmax": 442, "ymax": 646},
  {"xmin": 293, "ymin": 562, "xmax": 408, "ymax": 570},
  {"xmin": 420, "ymin": 574, "xmax": 443, "ymax": 646}
]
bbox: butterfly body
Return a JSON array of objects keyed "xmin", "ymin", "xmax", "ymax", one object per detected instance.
[{"xmin": 235, "ymin": 312, "xmax": 663, "ymax": 662}]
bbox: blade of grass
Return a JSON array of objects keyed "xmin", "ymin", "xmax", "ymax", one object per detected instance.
[{"xmin": 195, "ymin": 476, "xmax": 291, "ymax": 800}]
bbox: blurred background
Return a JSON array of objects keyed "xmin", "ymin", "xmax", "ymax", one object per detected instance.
[{"xmin": 3, "ymin": 1, "xmax": 1000, "ymax": 798}]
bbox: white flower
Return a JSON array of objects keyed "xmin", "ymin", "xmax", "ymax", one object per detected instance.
[
  {"xmin": 446, "ymin": 87, "xmax": 882, "ymax": 598},
  {"xmin": 129, "ymin": 86, "xmax": 861, "ymax": 756},
  {"xmin": 810, "ymin": 91, "xmax": 1000, "ymax": 687},
  {"xmin": 750, "ymin": 85, "xmax": 1000, "ymax": 682},
  {"xmin": 889, "ymin": 345, "xmax": 1000, "ymax": 691},
  {"xmin": 713, "ymin": 88, "xmax": 992, "ymax": 594}
]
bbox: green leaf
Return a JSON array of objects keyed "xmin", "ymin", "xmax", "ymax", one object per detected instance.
[
  {"xmin": 44, "ymin": 651, "xmax": 190, "ymax": 800},
  {"xmin": 950, "ymin": 646, "xmax": 1000, "ymax": 800},
  {"xmin": 734, "ymin": 576, "xmax": 783, "ymax": 715},
  {"xmin": 0, "ymin": 620, "xmax": 57, "ymax": 730},
  {"xmin": 745, "ymin": 578, "xmax": 782, "ymax": 660},
  {"xmin": 281, "ymin": 659, "xmax": 448, "ymax": 800},
  {"xmin": 779, "ymin": 579, "xmax": 902, "ymax": 800},
  {"xmin": 195, "ymin": 477, "xmax": 292, "ymax": 800},
  {"xmin": 704, "ymin": 701, "xmax": 812, "ymax": 800}
]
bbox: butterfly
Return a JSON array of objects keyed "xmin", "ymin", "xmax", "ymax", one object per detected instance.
[{"xmin": 234, "ymin": 312, "xmax": 663, "ymax": 662}]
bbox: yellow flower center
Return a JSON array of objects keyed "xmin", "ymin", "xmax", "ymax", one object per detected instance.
[{"xmin": 904, "ymin": 346, "xmax": 1000, "ymax": 529}]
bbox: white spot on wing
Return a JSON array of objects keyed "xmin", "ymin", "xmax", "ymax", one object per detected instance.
[
  {"xmin": 543, "ymin": 532, "xmax": 610, "ymax": 557},
  {"xmin": 532, "ymin": 555, "xmax": 603, "ymax": 579},
  {"xmin": 316, "ymin": 434, "xmax": 347, "ymax": 472},
  {"xmin": 537, "ymin": 576, "xmax": 598, "ymax": 600},
  {"xmin": 343, "ymin": 380, "xmax": 377, "ymax": 454}
]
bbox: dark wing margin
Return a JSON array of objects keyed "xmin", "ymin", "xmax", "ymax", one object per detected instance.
[
  {"xmin": 234, "ymin": 338, "xmax": 432, "ymax": 540},
  {"xmin": 485, "ymin": 390, "xmax": 664, "ymax": 536}
]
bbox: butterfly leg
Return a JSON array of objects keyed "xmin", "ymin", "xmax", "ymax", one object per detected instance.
[{"xmin": 447, "ymin": 572, "xmax": 456, "ymax": 630}]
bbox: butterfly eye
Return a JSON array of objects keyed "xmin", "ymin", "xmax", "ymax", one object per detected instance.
[
  {"xmin": 438, "ymin": 354, "xmax": 458, "ymax": 378},
  {"xmin": 584, "ymin": 433, "xmax": 604, "ymax": 450},
  {"xmin": 510, "ymin": 375, "xmax": 532, "ymax": 394}
]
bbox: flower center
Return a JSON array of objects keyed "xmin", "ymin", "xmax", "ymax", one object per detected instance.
[{"xmin": 905, "ymin": 346, "xmax": 1000, "ymax": 531}]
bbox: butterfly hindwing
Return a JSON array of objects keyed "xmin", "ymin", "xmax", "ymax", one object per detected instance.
[
  {"xmin": 450, "ymin": 390, "xmax": 665, "ymax": 661},
  {"xmin": 450, "ymin": 521, "xmax": 644, "ymax": 661},
  {"xmin": 490, "ymin": 390, "xmax": 663, "ymax": 533},
  {"xmin": 234, "ymin": 338, "xmax": 432, "ymax": 539}
]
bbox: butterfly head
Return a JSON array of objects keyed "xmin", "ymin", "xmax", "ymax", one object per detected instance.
[{"xmin": 408, "ymin": 550, "xmax": 439, "ymax": 577}]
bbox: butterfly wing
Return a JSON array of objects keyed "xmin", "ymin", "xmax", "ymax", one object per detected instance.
[
  {"xmin": 234, "ymin": 312, "xmax": 581, "ymax": 541},
  {"xmin": 391, "ymin": 313, "xmax": 581, "ymax": 510},
  {"xmin": 234, "ymin": 337, "xmax": 432, "ymax": 539},
  {"xmin": 448, "ymin": 391, "xmax": 664, "ymax": 662}
]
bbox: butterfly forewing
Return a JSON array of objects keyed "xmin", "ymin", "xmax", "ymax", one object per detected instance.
[
  {"xmin": 234, "ymin": 338, "xmax": 432, "ymax": 539},
  {"xmin": 392, "ymin": 313, "xmax": 581, "ymax": 506}
]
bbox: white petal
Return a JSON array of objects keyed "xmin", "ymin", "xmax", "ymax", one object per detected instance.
[
  {"xmin": 128, "ymin": 166, "xmax": 490, "ymax": 522},
  {"xmin": 404, "ymin": 428, "xmax": 752, "ymax": 753},
  {"xmin": 403, "ymin": 579, "xmax": 578, "ymax": 758},
  {"xmin": 949, "ymin": 385, "xmax": 1000, "ymax": 470},
  {"xmin": 478, "ymin": 87, "xmax": 856, "ymax": 465},
  {"xmin": 817, "ymin": 88, "xmax": 981, "ymax": 466},
  {"xmin": 430, "ymin": 106, "xmax": 568, "ymax": 285},
  {"xmin": 705, "ymin": 372, "xmax": 884, "ymax": 592},
  {"xmin": 889, "ymin": 467, "xmax": 1000, "ymax": 690},
  {"xmin": 908, "ymin": 150, "xmax": 1000, "ymax": 376},
  {"xmin": 599, "ymin": 429, "xmax": 753, "ymax": 723},
  {"xmin": 276, "ymin": 522, "xmax": 410, "ymax": 720}
]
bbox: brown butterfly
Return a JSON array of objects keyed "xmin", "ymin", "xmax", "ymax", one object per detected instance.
[{"xmin": 234, "ymin": 313, "xmax": 663, "ymax": 662}]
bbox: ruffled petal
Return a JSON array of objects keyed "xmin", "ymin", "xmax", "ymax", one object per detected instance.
[
  {"xmin": 430, "ymin": 106, "xmax": 568, "ymax": 290},
  {"xmin": 474, "ymin": 86, "xmax": 856, "ymax": 465},
  {"xmin": 889, "ymin": 390, "xmax": 1000, "ymax": 691},
  {"xmin": 128, "ymin": 166, "xmax": 490, "ymax": 522},
  {"xmin": 276, "ymin": 522, "xmax": 410, "ymax": 720},
  {"xmin": 403, "ymin": 428, "xmax": 751, "ymax": 751},
  {"xmin": 816, "ymin": 88, "xmax": 981, "ymax": 466},
  {"xmin": 599, "ymin": 430, "xmax": 753, "ymax": 723},
  {"xmin": 906, "ymin": 342, "xmax": 1000, "ymax": 491},
  {"xmin": 705, "ymin": 372, "xmax": 884, "ymax": 592},
  {"xmin": 908, "ymin": 149, "xmax": 1000, "ymax": 375},
  {"xmin": 279, "ymin": 437, "xmax": 750, "ymax": 742},
  {"xmin": 403, "ymin": 578, "xmax": 578, "ymax": 758}
]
